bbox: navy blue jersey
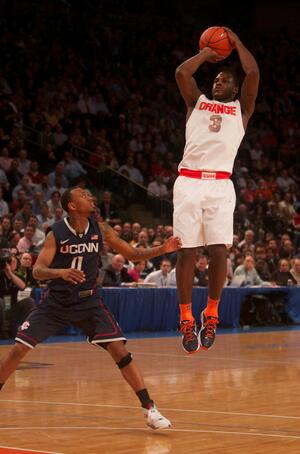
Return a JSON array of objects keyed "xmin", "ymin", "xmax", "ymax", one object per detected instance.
[{"xmin": 46, "ymin": 217, "xmax": 103, "ymax": 307}]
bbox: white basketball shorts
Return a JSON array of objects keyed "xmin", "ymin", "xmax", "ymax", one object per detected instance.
[{"xmin": 173, "ymin": 175, "xmax": 236, "ymax": 248}]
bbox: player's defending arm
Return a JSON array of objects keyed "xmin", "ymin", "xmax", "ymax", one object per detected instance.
[
  {"xmin": 99, "ymin": 222, "xmax": 182, "ymax": 261},
  {"xmin": 33, "ymin": 231, "xmax": 86, "ymax": 284},
  {"xmin": 175, "ymin": 47, "xmax": 224, "ymax": 111},
  {"xmin": 224, "ymin": 28, "xmax": 260, "ymax": 127}
]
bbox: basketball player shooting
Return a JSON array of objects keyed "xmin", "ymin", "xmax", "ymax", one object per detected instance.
[
  {"xmin": 174, "ymin": 27, "xmax": 259, "ymax": 353},
  {"xmin": 0, "ymin": 187, "xmax": 182, "ymax": 429}
]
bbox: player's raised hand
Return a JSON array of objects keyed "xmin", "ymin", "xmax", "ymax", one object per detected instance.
[
  {"xmin": 162, "ymin": 236, "xmax": 182, "ymax": 253},
  {"xmin": 59, "ymin": 268, "xmax": 86, "ymax": 284},
  {"xmin": 201, "ymin": 47, "xmax": 225, "ymax": 63},
  {"xmin": 222, "ymin": 28, "xmax": 240, "ymax": 48}
]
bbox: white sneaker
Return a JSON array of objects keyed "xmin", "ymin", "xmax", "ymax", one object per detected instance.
[{"xmin": 143, "ymin": 405, "xmax": 171, "ymax": 430}]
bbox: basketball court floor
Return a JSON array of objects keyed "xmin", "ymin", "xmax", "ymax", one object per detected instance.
[{"xmin": 1, "ymin": 327, "xmax": 300, "ymax": 453}]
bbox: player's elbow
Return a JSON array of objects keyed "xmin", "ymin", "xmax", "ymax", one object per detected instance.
[
  {"xmin": 32, "ymin": 266, "xmax": 40, "ymax": 280},
  {"xmin": 175, "ymin": 67, "xmax": 187, "ymax": 80}
]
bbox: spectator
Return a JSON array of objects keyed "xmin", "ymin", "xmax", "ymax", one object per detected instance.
[
  {"xmin": 15, "ymin": 252, "xmax": 38, "ymax": 289},
  {"xmin": 230, "ymin": 255, "xmax": 271, "ymax": 287},
  {"xmin": 36, "ymin": 175, "xmax": 54, "ymax": 201},
  {"xmin": 128, "ymin": 261, "xmax": 146, "ymax": 282},
  {"xmin": 0, "ymin": 187, "xmax": 9, "ymax": 217},
  {"xmin": 16, "ymin": 225, "xmax": 36, "ymax": 253},
  {"xmin": 28, "ymin": 215, "xmax": 46, "ymax": 248},
  {"xmin": 52, "ymin": 175, "xmax": 68, "ymax": 196},
  {"xmin": 6, "ymin": 158, "xmax": 22, "ymax": 189},
  {"xmin": 130, "ymin": 222, "xmax": 142, "ymax": 246},
  {"xmin": 1, "ymin": 215, "xmax": 12, "ymax": 239},
  {"xmin": 12, "ymin": 218, "xmax": 25, "ymax": 236},
  {"xmin": 276, "ymin": 169, "xmax": 295, "ymax": 193},
  {"xmin": 254, "ymin": 244, "xmax": 272, "ymax": 280},
  {"xmin": 194, "ymin": 256, "xmax": 209, "ymax": 287},
  {"xmin": 47, "ymin": 191, "xmax": 63, "ymax": 216},
  {"xmin": 279, "ymin": 238, "xmax": 294, "ymax": 260},
  {"xmin": 147, "ymin": 174, "xmax": 169, "ymax": 217},
  {"xmin": 48, "ymin": 163, "xmax": 69, "ymax": 188},
  {"xmin": 52, "ymin": 207, "xmax": 65, "ymax": 224},
  {"xmin": 290, "ymin": 258, "xmax": 300, "ymax": 285},
  {"xmin": 98, "ymin": 191, "xmax": 120, "ymax": 224},
  {"xmin": 27, "ymin": 160, "xmax": 44, "ymax": 185},
  {"xmin": 53, "ymin": 124, "xmax": 68, "ymax": 148},
  {"xmin": 12, "ymin": 175, "xmax": 34, "ymax": 200},
  {"xmin": 277, "ymin": 192, "xmax": 296, "ymax": 221},
  {"xmin": 135, "ymin": 231, "xmax": 150, "ymax": 249},
  {"xmin": 0, "ymin": 167, "xmax": 9, "ymax": 190},
  {"xmin": 100, "ymin": 241, "xmax": 114, "ymax": 269},
  {"xmin": 144, "ymin": 259, "xmax": 172, "ymax": 287},
  {"xmin": 238, "ymin": 229, "xmax": 255, "ymax": 252},
  {"xmin": 121, "ymin": 222, "xmax": 133, "ymax": 243},
  {"xmin": 119, "ymin": 156, "xmax": 144, "ymax": 185},
  {"xmin": 31, "ymin": 191, "xmax": 45, "ymax": 216},
  {"xmin": 14, "ymin": 201, "xmax": 33, "ymax": 226},
  {"xmin": 102, "ymin": 254, "xmax": 134, "ymax": 287},
  {"xmin": 272, "ymin": 259, "xmax": 297, "ymax": 286},
  {"xmin": 0, "ymin": 147, "xmax": 12, "ymax": 172},
  {"xmin": 113, "ymin": 225, "xmax": 122, "ymax": 237},
  {"xmin": 0, "ymin": 223, "xmax": 9, "ymax": 248},
  {"xmin": 37, "ymin": 203, "xmax": 53, "ymax": 228},
  {"xmin": 60, "ymin": 149, "xmax": 87, "ymax": 182},
  {"xmin": 17, "ymin": 149, "xmax": 31, "ymax": 176},
  {"xmin": 0, "ymin": 254, "xmax": 34, "ymax": 339}
]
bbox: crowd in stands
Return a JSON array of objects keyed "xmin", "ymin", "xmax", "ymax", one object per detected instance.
[{"xmin": 0, "ymin": 2, "xmax": 299, "ymax": 336}]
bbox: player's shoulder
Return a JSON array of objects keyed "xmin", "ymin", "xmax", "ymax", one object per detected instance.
[{"xmin": 50, "ymin": 219, "xmax": 67, "ymax": 233}]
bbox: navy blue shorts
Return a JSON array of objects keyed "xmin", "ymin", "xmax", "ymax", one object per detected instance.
[{"xmin": 15, "ymin": 298, "xmax": 126, "ymax": 349}]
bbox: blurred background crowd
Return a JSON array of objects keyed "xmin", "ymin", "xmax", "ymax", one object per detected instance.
[{"xmin": 0, "ymin": 0, "xmax": 299, "ymax": 337}]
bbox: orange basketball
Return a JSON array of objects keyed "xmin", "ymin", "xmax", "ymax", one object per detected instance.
[{"xmin": 199, "ymin": 26, "xmax": 233, "ymax": 58}]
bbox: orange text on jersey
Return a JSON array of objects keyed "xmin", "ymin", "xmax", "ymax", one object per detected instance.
[{"xmin": 199, "ymin": 102, "xmax": 237, "ymax": 116}]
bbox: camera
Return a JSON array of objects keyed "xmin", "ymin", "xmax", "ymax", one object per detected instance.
[{"xmin": 0, "ymin": 249, "xmax": 12, "ymax": 270}]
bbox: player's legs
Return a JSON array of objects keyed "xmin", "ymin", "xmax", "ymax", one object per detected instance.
[
  {"xmin": 200, "ymin": 180, "xmax": 235, "ymax": 349},
  {"xmin": 176, "ymin": 248, "xmax": 200, "ymax": 353},
  {"xmin": 173, "ymin": 176, "xmax": 204, "ymax": 354},
  {"xmin": 199, "ymin": 244, "xmax": 227, "ymax": 350},
  {"xmin": 83, "ymin": 303, "xmax": 171, "ymax": 429},
  {"xmin": 207, "ymin": 243, "xmax": 227, "ymax": 305},
  {"xmin": 105, "ymin": 341, "xmax": 171, "ymax": 429},
  {"xmin": 0, "ymin": 303, "xmax": 69, "ymax": 389},
  {"xmin": 0, "ymin": 342, "xmax": 30, "ymax": 387}
]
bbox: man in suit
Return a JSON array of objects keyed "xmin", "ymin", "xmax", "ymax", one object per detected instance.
[{"xmin": 102, "ymin": 253, "xmax": 134, "ymax": 286}]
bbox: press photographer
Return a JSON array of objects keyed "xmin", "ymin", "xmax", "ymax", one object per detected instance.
[{"xmin": 0, "ymin": 249, "xmax": 35, "ymax": 338}]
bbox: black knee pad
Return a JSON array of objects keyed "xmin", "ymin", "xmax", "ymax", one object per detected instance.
[{"xmin": 116, "ymin": 352, "xmax": 132, "ymax": 369}]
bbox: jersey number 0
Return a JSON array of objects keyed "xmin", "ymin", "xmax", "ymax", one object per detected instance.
[{"xmin": 71, "ymin": 256, "xmax": 83, "ymax": 270}]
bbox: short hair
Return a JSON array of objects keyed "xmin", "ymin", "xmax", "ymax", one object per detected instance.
[{"xmin": 61, "ymin": 188, "xmax": 75, "ymax": 212}]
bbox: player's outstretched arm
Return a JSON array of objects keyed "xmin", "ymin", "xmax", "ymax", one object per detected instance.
[
  {"xmin": 99, "ymin": 222, "xmax": 182, "ymax": 261},
  {"xmin": 175, "ymin": 48, "xmax": 224, "ymax": 109},
  {"xmin": 224, "ymin": 27, "xmax": 260, "ymax": 125},
  {"xmin": 33, "ymin": 232, "xmax": 86, "ymax": 284}
]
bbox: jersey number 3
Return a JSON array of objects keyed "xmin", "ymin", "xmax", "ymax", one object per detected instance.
[
  {"xmin": 71, "ymin": 256, "xmax": 83, "ymax": 270},
  {"xmin": 209, "ymin": 115, "xmax": 222, "ymax": 132}
]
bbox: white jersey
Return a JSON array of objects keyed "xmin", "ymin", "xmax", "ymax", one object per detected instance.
[{"xmin": 179, "ymin": 94, "xmax": 244, "ymax": 173}]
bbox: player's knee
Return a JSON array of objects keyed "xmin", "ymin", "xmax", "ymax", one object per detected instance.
[
  {"xmin": 116, "ymin": 352, "xmax": 132, "ymax": 369},
  {"xmin": 208, "ymin": 244, "xmax": 227, "ymax": 260},
  {"xmin": 177, "ymin": 248, "xmax": 196, "ymax": 262}
]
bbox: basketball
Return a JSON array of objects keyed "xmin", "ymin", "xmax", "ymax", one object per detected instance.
[{"xmin": 199, "ymin": 26, "xmax": 232, "ymax": 58}]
